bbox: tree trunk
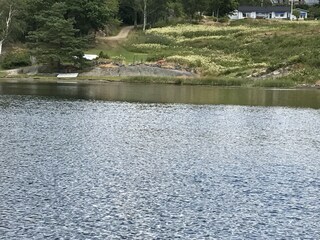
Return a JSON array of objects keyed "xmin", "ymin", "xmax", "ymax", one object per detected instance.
[
  {"xmin": 143, "ymin": 0, "xmax": 147, "ymax": 31},
  {"xmin": 0, "ymin": 40, "xmax": 3, "ymax": 55},
  {"xmin": 0, "ymin": 5, "xmax": 14, "ymax": 55},
  {"xmin": 216, "ymin": 8, "xmax": 219, "ymax": 22},
  {"xmin": 134, "ymin": 9, "xmax": 138, "ymax": 28}
]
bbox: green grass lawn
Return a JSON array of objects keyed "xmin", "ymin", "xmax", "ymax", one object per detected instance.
[{"xmin": 86, "ymin": 40, "xmax": 148, "ymax": 63}]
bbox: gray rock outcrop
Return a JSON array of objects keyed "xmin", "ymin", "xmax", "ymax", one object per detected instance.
[{"xmin": 80, "ymin": 65, "xmax": 196, "ymax": 77}]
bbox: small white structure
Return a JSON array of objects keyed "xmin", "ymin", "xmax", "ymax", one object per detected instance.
[
  {"xmin": 295, "ymin": 8, "xmax": 308, "ymax": 19},
  {"xmin": 235, "ymin": 6, "xmax": 292, "ymax": 20},
  {"xmin": 83, "ymin": 54, "xmax": 98, "ymax": 61},
  {"xmin": 57, "ymin": 73, "xmax": 79, "ymax": 78},
  {"xmin": 304, "ymin": 0, "xmax": 319, "ymax": 5},
  {"xmin": 273, "ymin": 0, "xmax": 318, "ymax": 5}
]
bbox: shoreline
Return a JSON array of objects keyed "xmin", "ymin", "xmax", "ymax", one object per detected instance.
[{"xmin": 0, "ymin": 76, "xmax": 319, "ymax": 89}]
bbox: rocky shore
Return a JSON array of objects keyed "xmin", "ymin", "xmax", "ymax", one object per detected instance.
[
  {"xmin": 3, "ymin": 63, "xmax": 197, "ymax": 78},
  {"xmin": 1, "ymin": 64, "xmax": 319, "ymax": 89},
  {"xmin": 80, "ymin": 64, "xmax": 197, "ymax": 77}
]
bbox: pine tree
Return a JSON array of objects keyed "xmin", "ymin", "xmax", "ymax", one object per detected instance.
[{"xmin": 27, "ymin": 2, "xmax": 86, "ymax": 71}]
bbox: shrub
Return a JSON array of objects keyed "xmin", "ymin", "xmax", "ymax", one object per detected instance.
[
  {"xmin": 98, "ymin": 51, "xmax": 110, "ymax": 59},
  {"xmin": 304, "ymin": 50, "xmax": 320, "ymax": 68},
  {"xmin": 146, "ymin": 55, "xmax": 167, "ymax": 62},
  {"xmin": 217, "ymin": 17, "xmax": 229, "ymax": 23},
  {"xmin": 1, "ymin": 50, "xmax": 31, "ymax": 69},
  {"xmin": 153, "ymin": 19, "xmax": 185, "ymax": 28},
  {"xmin": 112, "ymin": 55, "xmax": 126, "ymax": 64},
  {"xmin": 144, "ymin": 33, "xmax": 173, "ymax": 45}
]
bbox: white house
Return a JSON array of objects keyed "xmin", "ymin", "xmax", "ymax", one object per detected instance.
[
  {"xmin": 273, "ymin": 0, "xmax": 319, "ymax": 5},
  {"xmin": 304, "ymin": 0, "xmax": 319, "ymax": 5},
  {"xmin": 295, "ymin": 8, "xmax": 308, "ymax": 19},
  {"xmin": 236, "ymin": 6, "xmax": 292, "ymax": 20}
]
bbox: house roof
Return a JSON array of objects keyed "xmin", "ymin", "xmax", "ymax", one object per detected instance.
[
  {"xmin": 295, "ymin": 8, "xmax": 309, "ymax": 12},
  {"xmin": 238, "ymin": 6, "xmax": 291, "ymax": 13}
]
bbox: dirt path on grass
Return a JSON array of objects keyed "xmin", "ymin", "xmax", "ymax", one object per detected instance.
[
  {"xmin": 102, "ymin": 26, "xmax": 134, "ymax": 41},
  {"xmin": 96, "ymin": 26, "xmax": 134, "ymax": 48}
]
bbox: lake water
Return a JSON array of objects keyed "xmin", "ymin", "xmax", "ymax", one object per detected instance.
[
  {"xmin": 0, "ymin": 83, "xmax": 320, "ymax": 239},
  {"xmin": 0, "ymin": 82, "xmax": 319, "ymax": 108}
]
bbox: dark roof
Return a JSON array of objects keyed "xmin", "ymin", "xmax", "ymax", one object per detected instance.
[
  {"xmin": 295, "ymin": 8, "xmax": 309, "ymax": 12},
  {"xmin": 238, "ymin": 6, "xmax": 291, "ymax": 13}
]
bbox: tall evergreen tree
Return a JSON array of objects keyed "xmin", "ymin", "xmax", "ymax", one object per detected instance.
[{"xmin": 27, "ymin": 2, "xmax": 85, "ymax": 71}]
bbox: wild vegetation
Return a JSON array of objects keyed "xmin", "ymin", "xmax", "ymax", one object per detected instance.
[{"xmin": 119, "ymin": 20, "xmax": 320, "ymax": 86}]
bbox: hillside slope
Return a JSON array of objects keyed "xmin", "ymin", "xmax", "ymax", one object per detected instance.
[{"xmin": 121, "ymin": 20, "xmax": 320, "ymax": 87}]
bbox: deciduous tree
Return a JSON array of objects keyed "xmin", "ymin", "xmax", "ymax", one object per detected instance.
[
  {"xmin": 209, "ymin": 0, "xmax": 238, "ymax": 20},
  {"xmin": 119, "ymin": 0, "xmax": 142, "ymax": 27},
  {"xmin": 183, "ymin": 0, "xmax": 211, "ymax": 19},
  {"xmin": 0, "ymin": 0, "xmax": 25, "ymax": 54}
]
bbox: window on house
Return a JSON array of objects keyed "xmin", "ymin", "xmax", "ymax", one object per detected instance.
[{"xmin": 275, "ymin": 12, "xmax": 285, "ymax": 17}]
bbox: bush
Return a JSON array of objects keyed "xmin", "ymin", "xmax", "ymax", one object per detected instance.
[
  {"xmin": 304, "ymin": 50, "xmax": 320, "ymax": 68},
  {"xmin": 112, "ymin": 55, "xmax": 125, "ymax": 64},
  {"xmin": 153, "ymin": 19, "xmax": 185, "ymax": 28},
  {"xmin": 144, "ymin": 33, "xmax": 173, "ymax": 45},
  {"xmin": 218, "ymin": 17, "xmax": 230, "ymax": 23},
  {"xmin": 1, "ymin": 50, "xmax": 31, "ymax": 69},
  {"xmin": 98, "ymin": 51, "xmax": 110, "ymax": 59},
  {"xmin": 146, "ymin": 55, "xmax": 167, "ymax": 62}
]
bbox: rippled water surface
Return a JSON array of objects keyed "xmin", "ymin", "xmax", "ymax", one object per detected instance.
[{"xmin": 1, "ymin": 95, "xmax": 320, "ymax": 239}]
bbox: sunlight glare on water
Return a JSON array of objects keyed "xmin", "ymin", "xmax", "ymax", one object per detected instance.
[{"xmin": 0, "ymin": 95, "xmax": 320, "ymax": 239}]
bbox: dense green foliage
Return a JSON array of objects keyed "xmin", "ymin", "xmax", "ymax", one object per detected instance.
[
  {"xmin": 65, "ymin": 0, "xmax": 119, "ymax": 35},
  {"xmin": 1, "ymin": 49, "xmax": 31, "ymax": 69},
  {"xmin": 27, "ymin": 2, "xmax": 86, "ymax": 71},
  {"xmin": 0, "ymin": 0, "xmax": 118, "ymax": 70}
]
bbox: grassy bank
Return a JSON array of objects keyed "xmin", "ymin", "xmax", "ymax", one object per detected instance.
[
  {"xmin": 0, "ymin": 74, "xmax": 310, "ymax": 89},
  {"xmin": 112, "ymin": 20, "xmax": 320, "ymax": 86}
]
